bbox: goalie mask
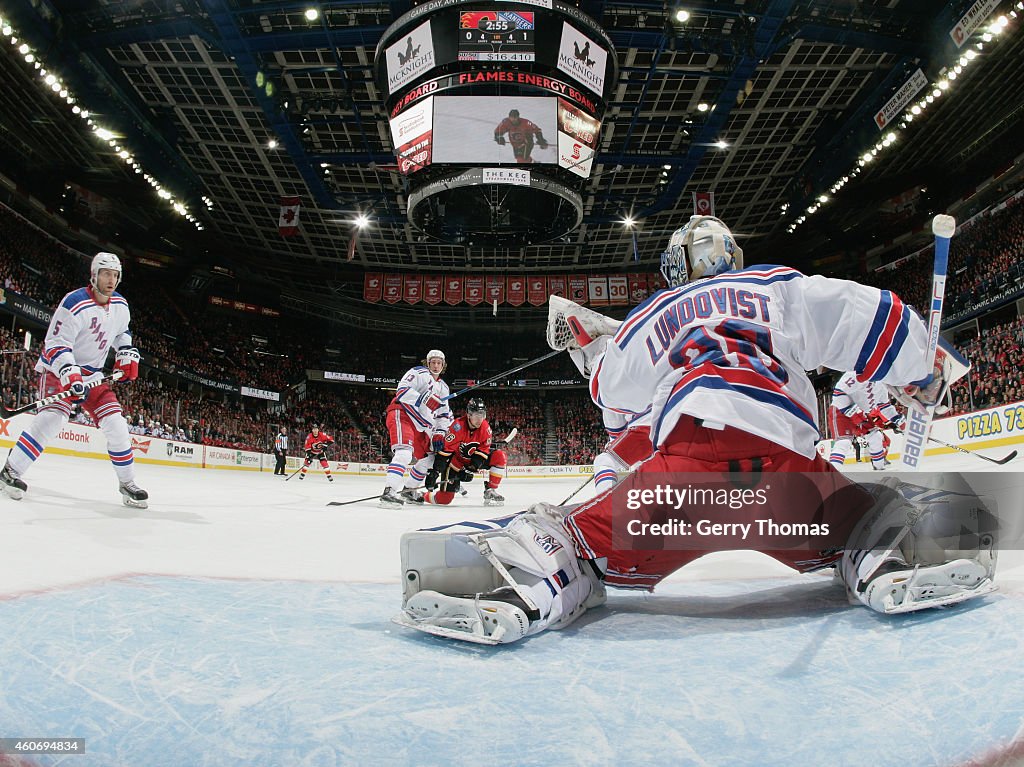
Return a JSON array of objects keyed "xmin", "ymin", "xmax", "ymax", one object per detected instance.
[{"xmin": 660, "ymin": 215, "xmax": 743, "ymax": 287}]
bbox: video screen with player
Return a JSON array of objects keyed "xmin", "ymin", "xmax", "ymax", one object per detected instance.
[{"xmin": 431, "ymin": 96, "xmax": 558, "ymax": 165}]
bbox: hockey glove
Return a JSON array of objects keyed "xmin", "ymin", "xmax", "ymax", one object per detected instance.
[
  {"xmin": 431, "ymin": 432, "xmax": 446, "ymax": 453},
  {"xmin": 114, "ymin": 346, "xmax": 140, "ymax": 381},
  {"xmin": 424, "ymin": 468, "xmax": 440, "ymax": 490},
  {"xmin": 494, "ymin": 135, "xmax": 506, "ymax": 146},
  {"xmin": 423, "ymin": 392, "xmax": 445, "ymax": 412},
  {"xmin": 58, "ymin": 364, "xmax": 87, "ymax": 402},
  {"xmin": 888, "ymin": 412, "xmax": 907, "ymax": 432},
  {"xmin": 456, "ymin": 468, "xmax": 476, "ymax": 483},
  {"xmin": 850, "ymin": 411, "xmax": 868, "ymax": 429},
  {"xmin": 537, "ymin": 138, "xmax": 549, "ymax": 149}
]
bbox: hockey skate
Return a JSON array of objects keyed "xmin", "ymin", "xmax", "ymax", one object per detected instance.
[
  {"xmin": 397, "ymin": 586, "xmax": 532, "ymax": 645},
  {"xmin": 863, "ymin": 559, "xmax": 996, "ymax": 614},
  {"xmin": 483, "ymin": 486, "xmax": 505, "ymax": 507},
  {"xmin": 0, "ymin": 463, "xmax": 27, "ymax": 500},
  {"xmin": 399, "ymin": 488, "xmax": 424, "ymax": 505},
  {"xmin": 380, "ymin": 487, "xmax": 404, "ymax": 508},
  {"xmin": 119, "ymin": 480, "xmax": 149, "ymax": 509}
]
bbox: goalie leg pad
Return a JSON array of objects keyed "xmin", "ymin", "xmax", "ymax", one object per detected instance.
[{"xmin": 395, "ymin": 504, "xmax": 606, "ymax": 644}]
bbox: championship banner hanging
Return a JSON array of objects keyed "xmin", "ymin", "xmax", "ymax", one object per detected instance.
[
  {"xmin": 423, "ymin": 275, "xmax": 443, "ymax": 305},
  {"xmin": 443, "ymin": 275, "xmax": 464, "ymax": 305},
  {"xmin": 547, "ymin": 275, "xmax": 567, "ymax": 298},
  {"xmin": 588, "ymin": 275, "xmax": 609, "ymax": 306},
  {"xmin": 568, "ymin": 275, "xmax": 587, "ymax": 303},
  {"xmin": 486, "ymin": 275, "xmax": 505, "ymax": 304},
  {"xmin": 403, "ymin": 274, "xmax": 423, "ymax": 304},
  {"xmin": 693, "ymin": 191, "xmax": 715, "ymax": 217},
  {"xmin": 383, "ymin": 274, "xmax": 403, "ymax": 304},
  {"xmin": 607, "ymin": 275, "xmax": 628, "ymax": 306},
  {"xmin": 363, "ymin": 273, "xmax": 383, "ymax": 303},
  {"xmin": 464, "ymin": 276, "xmax": 485, "ymax": 306},
  {"xmin": 628, "ymin": 273, "xmax": 647, "ymax": 304},
  {"xmin": 507, "ymin": 276, "xmax": 526, "ymax": 306},
  {"xmin": 527, "ymin": 276, "xmax": 547, "ymax": 305},
  {"xmin": 278, "ymin": 196, "xmax": 301, "ymax": 237},
  {"xmin": 382, "ymin": 272, "xmax": 401, "ymax": 303}
]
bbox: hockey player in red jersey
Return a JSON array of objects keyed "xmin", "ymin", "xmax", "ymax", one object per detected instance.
[
  {"xmin": 299, "ymin": 424, "xmax": 335, "ymax": 481},
  {"xmin": 415, "ymin": 398, "xmax": 507, "ymax": 506},
  {"xmin": 394, "ymin": 215, "xmax": 995, "ymax": 646},
  {"xmin": 493, "ymin": 109, "xmax": 549, "ymax": 164}
]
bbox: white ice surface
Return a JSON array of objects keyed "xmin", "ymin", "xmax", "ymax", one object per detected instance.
[{"xmin": 0, "ymin": 451, "xmax": 1022, "ymax": 767}]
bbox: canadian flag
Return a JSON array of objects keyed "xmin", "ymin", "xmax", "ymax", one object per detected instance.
[
  {"xmin": 692, "ymin": 191, "xmax": 715, "ymax": 217},
  {"xmin": 279, "ymin": 196, "xmax": 301, "ymax": 237}
]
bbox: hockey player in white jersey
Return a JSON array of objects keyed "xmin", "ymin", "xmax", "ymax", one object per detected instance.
[
  {"xmin": 828, "ymin": 371, "xmax": 906, "ymax": 470},
  {"xmin": 380, "ymin": 349, "xmax": 453, "ymax": 507},
  {"xmin": 0, "ymin": 253, "xmax": 148, "ymax": 508},
  {"xmin": 394, "ymin": 215, "xmax": 991, "ymax": 645}
]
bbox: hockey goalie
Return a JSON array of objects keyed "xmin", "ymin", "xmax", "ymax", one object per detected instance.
[{"xmin": 393, "ymin": 216, "xmax": 995, "ymax": 645}]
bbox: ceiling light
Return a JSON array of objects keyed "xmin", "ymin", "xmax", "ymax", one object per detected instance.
[
  {"xmin": 675, "ymin": 9, "xmax": 690, "ymax": 22},
  {"xmin": 966, "ymin": 49, "xmax": 978, "ymax": 59},
  {"xmin": 267, "ymin": 139, "xmax": 278, "ymax": 149},
  {"xmin": 305, "ymin": 8, "xmax": 319, "ymax": 21},
  {"xmin": 622, "ymin": 216, "xmax": 636, "ymax": 228},
  {"xmin": 697, "ymin": 102, "xmax": 709, "ymax": 112},
  {"xmin": 911, "ymin": 105, "xmax": 921, "ymax": 115},
  {"xmin": 355, "ymin": 214, "xmax": 370, "ymax": 228},
  {"xmin": 714, "ymin": 140, "xmax": 728, "ymax": 149},
  {"xmin": 938, "ymin": 80, "xmax": 949, "ymax": 90}
]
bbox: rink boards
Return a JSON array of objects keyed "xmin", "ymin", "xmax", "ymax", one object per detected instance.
[{"xmin": 1, "ymin": 398, "xmax": 1022, "ymax": 474}]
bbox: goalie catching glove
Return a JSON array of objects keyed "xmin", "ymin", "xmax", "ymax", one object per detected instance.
[
  {"xmin": 546, "ymin": 295, "xmax": 622, "ymax": 378},
  {"xmin": 887, "ymin": 338, "xmax": 969, "ymax": 416}
]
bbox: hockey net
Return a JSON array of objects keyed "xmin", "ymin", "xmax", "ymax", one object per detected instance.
[{"xmin": 546, "ymin": 295, "xmax": 621, "ymax": 351}]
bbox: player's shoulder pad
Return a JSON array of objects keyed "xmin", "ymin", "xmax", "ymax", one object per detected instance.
[{"xmin": 60, "ymin": 287, "xmax": 92, "ymax": 309}]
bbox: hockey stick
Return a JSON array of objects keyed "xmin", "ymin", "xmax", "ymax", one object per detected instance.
[
  {"xmin": 0, "ymin": 370, "xmax": 124, "ymax": 417},
  {"xmin": 494, "ymin": 427, "xmax": 518, "ymax": 446},
  {"xmin": 899, "ymin": 214, "xmax": 956, "ymax": 471},
  {"xmin": 284, "ymin": 466, "xmax": 304, "ymax": 481},
  {"xmin": 927, "ymin": 437, "xmax": 1017, "ymax": 465},
  {"xmin": 444, "ymin": 350, "xmax": 561, "ymax": 401},
  {"xmin": 559, "ymin": 473, "xmax": 595, "ymax": 505}
]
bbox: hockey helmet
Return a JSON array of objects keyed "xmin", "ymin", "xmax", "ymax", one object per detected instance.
[
  {"xmin": 91, "ymin": 252, "xmax": 122, "ymax": 290},
  {"xmin": 311, "ymin": 423, "xmax": 320, "ymax": 432},
  {"xmin": 424, "ymin": 349, "xmax": 447, "ymax": 372},
  {"xmin": 660, "ymin": 215, "xmax": 743, "ymax": 287},
  {"xmin": 466, "ymin": 398, "xmax": 486, "ymax": 416}
]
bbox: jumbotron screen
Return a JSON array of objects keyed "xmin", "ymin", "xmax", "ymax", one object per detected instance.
[{"xmin": 388, "ymin": 93, "xmax": 600, "ymax": 177}]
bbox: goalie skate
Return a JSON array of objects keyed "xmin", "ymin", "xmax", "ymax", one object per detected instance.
[
  {"xmin": 864, "ymin": 559, "xmax": 996, "ymax": 614},
  {"xmin": 394, "ymin": 588, "xmax": 531, "ymax": 645}
]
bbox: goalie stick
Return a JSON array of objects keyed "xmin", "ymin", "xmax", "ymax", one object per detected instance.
[
  {"xmin": 899, "ymin": 214, "xmax": 956, "ymax": 470},
  {"xmin": 325, "ymin": 429, "xmax": 518, "ymax": 506},
  {"xmin": 927, "ymin": 437, "xmax": 1017, "ymax": 466},
  {"xmin": 0, "ymin": 370, "xmax": 124, "ymax": 417}
]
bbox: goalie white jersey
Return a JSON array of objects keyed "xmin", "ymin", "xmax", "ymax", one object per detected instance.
[
  {"xmin": 591, "ymin": 266, "xmax": 933, "ymax": 458},
  {"xmin": 389, "ymin": 366, "xmax": 453, "ymax": 434},
  {"xmin": 35, "ymin": 287, "xmax": 132, "ymax": 382},
  {"xmin": 832, "ymin": 371, "xmax": 900, "ymax": 421}
]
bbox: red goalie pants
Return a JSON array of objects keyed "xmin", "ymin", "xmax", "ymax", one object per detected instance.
[{"xmin": 563, "ymin": 416, "xmax": 870, "ymax": 590}]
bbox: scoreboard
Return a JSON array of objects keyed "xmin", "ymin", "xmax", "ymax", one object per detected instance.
[{"xmin": 458, "ymin": 10, "xmax": 535, "ymax": 61}]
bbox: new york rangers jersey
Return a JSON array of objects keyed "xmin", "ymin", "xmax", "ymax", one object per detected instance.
[
  {"xmin": 36, "ymin": 287, "xmax": 132, "ymax": 382},
  {"xmin": 388, "ymin": 366, "xmax": 453, "ymax": 435},
  {"xmin": 832, "ymin": 371, "xmax": 900, "ymax": 422},
  {"xmin": 591, "ymin": 266, "xmax": 933, "ymax": 458}
]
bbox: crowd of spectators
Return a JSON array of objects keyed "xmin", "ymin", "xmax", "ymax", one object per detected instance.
[{"xmin": 3, "ymin": 184, "xmax": 1024, "ymax": 465}]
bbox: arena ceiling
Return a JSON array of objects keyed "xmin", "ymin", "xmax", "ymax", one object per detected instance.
[{"xmin": 2, "ymin": 0, "xmax": 1024, "ymax": 326}]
